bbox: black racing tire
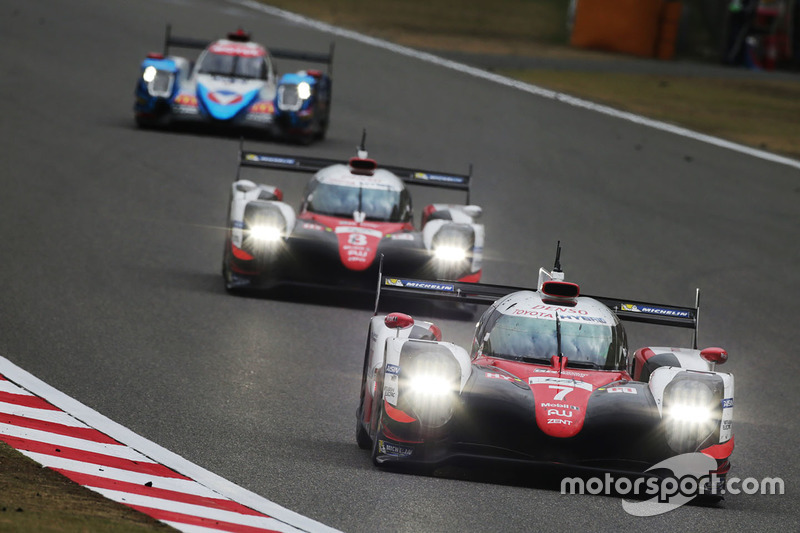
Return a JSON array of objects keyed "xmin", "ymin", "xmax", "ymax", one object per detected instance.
[
  {"xmin": 370, "ymin": 398, "xmax": 385, "ymax": 466},
  {"xmin": 356, "ymin": 415, "xmax": 371, "ymax": 450}
]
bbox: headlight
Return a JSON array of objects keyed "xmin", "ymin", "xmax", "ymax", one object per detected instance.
[
  {"xmin": 663, "ymin": 376, "xmax": 723, "ymax": 453},
  {"xmin": 433, "ymin": 245, "xmax": 468, "ymax": 263},
  {"xmin": 248, "ymin": 224, "xmax": 282, "ymax": 242},
  {"xmin": 142, "ymin": 66, "xmax": 157, "ymax": 83},
  {"xmin": 407, "ymin": 374, "xmax": 453, "ymax": 397},
  {"xmin": 297, "ymin": 81, "xmax": 312, "ymax": 100},
  {"xmin": 668, "ymin": 404, "xmax": 713, "ymax": 424},
  {"xmin": 142, "ymin": 66, "xmax": 174, "ymax": 97}
]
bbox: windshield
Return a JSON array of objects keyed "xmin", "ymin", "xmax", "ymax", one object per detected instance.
[
  {"xmin": 484, "ymin": 313, "xmax": 623, "ymax": 369},
  {"xmin": 306, "ymin": 182, "xmax": 408, "ymax": 222},
  {"xmin": 198, "ymin": 52, "xmax": 266, "ymax": 79}
]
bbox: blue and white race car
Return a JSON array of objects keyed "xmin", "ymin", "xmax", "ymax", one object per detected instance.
[{"xmin": 134, "ymin": 26, "xmax": 333, "ymax": 143}]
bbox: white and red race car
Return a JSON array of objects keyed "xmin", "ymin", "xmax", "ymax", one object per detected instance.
[
  {"xmin": 222, "ymin": 136, "xmax": 485, "ymax": 292},
  {"xmin": 357, "ymin": 248, "xmax": 734, "ymax": 497}
]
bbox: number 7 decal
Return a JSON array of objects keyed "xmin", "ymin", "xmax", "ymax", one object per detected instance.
[{"xmin": 549, "ymin": 385, "xmax": 573, "ymax": 401}]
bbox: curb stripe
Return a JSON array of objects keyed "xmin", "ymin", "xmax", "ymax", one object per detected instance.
[
  {"xmin": 0, "ymin": 357, "xmax": 338, "ymax": 532},
  {"xmin": 0, "ymin": 412, "xmax": 119, "ymax": 443},
  {"xmin": 0, "ymin": 400, "xmax": 94, "ymax": 427},
  {"xmin": 64, "ymin": 471, "xmax": 265, "ymax": 516},
  {"xmin": 132, "ymin": 506, "xmax": 286, "ymax": 533},
  {"xmin": 1, "ymin": 435, "xmax": 191, "ymax": 478},
  {"xmin": 0, "ymin": 390, "xmax": 60, "ymax": 410},
  {"xmin": 47, "ymin": 459, "xmax": 230, "ymax": 498},
  {"xmin": 0, "ymin": 423, "xmax": 155, "ymax": 461}
]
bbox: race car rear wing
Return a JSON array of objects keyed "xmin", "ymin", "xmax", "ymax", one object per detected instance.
[
  {"xmin": 162, "ymin": 24, "xmax": 335, "ymax": 71},
  {"xmin": 237, "ymin": 147, "xmax": 473, "ymax": 202},
  {"xmin": 375, "ymin": 273, "xmax": 701, "ymax": 343}
]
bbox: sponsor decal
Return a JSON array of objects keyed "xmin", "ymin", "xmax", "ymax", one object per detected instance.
[
  {"xmin": 335, "ymin": 226, "xmax": 383, "ymax": 238},
  {"xmin": 233, "ymin": 220, "xmax": 245, "ymax": 229},
  {"xmin": 302, "ymin": 222, "xmax": 324, "ymax": 231},
  {"xmin": 620, "ymin": 303, "xmax": 692, "ymax": 319},
  {"xmin": 548, "ymin": 418, "xmax": 573, "ymax": 425},
  {"xmin": 547, "ymin": 409, "xmax": 573, "ymax": 417},
  {"xmin": 485, "ymin": 372, "xmax": 522, "ymax": 382},
  {"xmin": 383, "ymin": 279, "xmax": 455, "ymax": 292},
  {"xmin": 208, "ymin": 90, "xmax": 243, "ymax": 105},
  {"xmin": 540, "ymin": 402, "xmax": 580, "ymax": 411},
  {"xmin": 722, "ymin": 420, "xmax": 732, "ymax": 431},
  {"xmin": 528, "ymin": 377, "xmax": 593, "ymax": 391},
  {"xmin": 534, "ymin": 368, "xmax": 588, "ymax": 378},
  {"xmin": 378, "ymin": 440, "xmax": 413, "ymax": 457},
  {"xmin": 386, "ymin": 364, "xmax": 400, "ymax": 375},
  {"xmin": 413, "ymin": 172, "xmax": 467, "ymax": 184},
  {"xmin": 607, "ymin": 386, "xmax": 637, "ymax": 394},
  {"xmin": 174, "ymin": 94, "xmax": 198, "ymax": 106},
  {"xmin": 245, "ymin": 154, "xmax": 297, "ymax": 165},
  {"xmin": 249, "ymin": 101, "xmax": 274, "ymax": 114},
  {"xmin": 389, "ymin": 233, "xmax": 415, "ymax": 240},
  {"xmin": 722, "ymin": 398, "xmax": 734, "ymax": 409},
  {"xmin": 208, "ymin": 42, "xmax": 266, "ymax": 57}
]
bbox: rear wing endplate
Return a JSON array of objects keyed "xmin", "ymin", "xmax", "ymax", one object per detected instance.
[
  {"xmin": 162, "ymin": 25, "xmax": 334, "ymax": 71},
  {"xmin": 375, "ymin": 273, "xmax": 699, "ymax": 333},
  {"xmin": 237, "ymin": 147, "xmax": 472, "ymax": 200}
]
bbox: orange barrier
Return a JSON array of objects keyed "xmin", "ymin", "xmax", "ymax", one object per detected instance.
[{"xmin": 571, "ymin": 0, "xmax": 683, "ymax": 59}]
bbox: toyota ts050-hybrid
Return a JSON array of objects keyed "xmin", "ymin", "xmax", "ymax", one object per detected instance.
[
  {"xmin": 223, "ymin": 136, "xmax": 485, "ymax": 292},
  {"xmin": 357, "ymin": 250, "xmax": 734, "ymax": 496}
]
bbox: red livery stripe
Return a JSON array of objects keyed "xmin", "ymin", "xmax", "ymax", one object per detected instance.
[
  {"xmin": 0, "ymin": 390, "xmax": 61, "ymax": 410},
  {"xmin": 0, "ymin": 435, "xmax": 191, "ymax": 479},
  {"xmin": 129, "ymin": 506, "xmax": 283, "ymax": 533},
  {"xmin": 56, "ymin": 470, "xmax": 266, "ymax": 516},
  {"xmin": 0, "ymin": 413, "xmax": 119, "ymax": 444}
]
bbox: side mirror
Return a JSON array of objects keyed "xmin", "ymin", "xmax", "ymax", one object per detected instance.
[
  {"xmin": 700, "ymin": 347, "xmax": 728, "ymax": 366},
  {"xmin": 385, "ymin": 312, "xmax": 414, "ymax": 330}
]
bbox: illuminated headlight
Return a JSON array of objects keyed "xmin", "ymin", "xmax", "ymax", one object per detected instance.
[
  {"xmin": 408, "ymin": 374, "xmax": 453, "ymax": 397},
  {"xmin": 142, "ymin": 66, "xmax": 173, "ymax": 97},
  {"xmin": 248, "ymin": 225, "xmax": 282, "ymax": 242},
  {"xmin": 297, "ymin": 81, "xmax": 312, "ymax": 100},
  {"xmin": 663, "ymin": 377, "xmax": 722, "ymax": 453},
  {"xmin": 668, "ymin": 404, "xmax": 713, "ymax": 424},
  {"xmin": 142, "ymin": 66, "xmax": 157, "ymax": 83},
  {"xmin": 433, "ymin": 245, "xmax": 468, "ymax": 263}
]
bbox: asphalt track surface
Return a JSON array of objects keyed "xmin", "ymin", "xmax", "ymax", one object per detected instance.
[{"xmin": 1, "ymin": 0, "xmax": 798, "ymax": 531}]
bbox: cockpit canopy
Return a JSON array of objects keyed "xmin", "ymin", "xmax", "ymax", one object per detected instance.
[
  {"xmin": 197, "ymin": 42, "xmax": 271, "ymax": 80},
  {"xmin": 471, "ymin": 291, "xmax": 627, "ymax": 370},
  {"xmin": 301, "ymin": 167, "xmax": 412, "ymax": 223}
]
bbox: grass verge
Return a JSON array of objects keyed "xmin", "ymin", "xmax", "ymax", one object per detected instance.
[
  {"xmin": 265, "ymin": 0, "xmax": 800, "ymax": 159},
  {"xmin": 0, "ymin": 440, "xmax": 174, "ymax": 532}
]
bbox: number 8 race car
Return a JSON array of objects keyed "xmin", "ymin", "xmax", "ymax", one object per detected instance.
[
  {"xmin": 357, "ymin": 248, "xmax": 734, "ymax": 496},
  {"xmin": 222, "ymin": 135, "xmax": 485, "ymax": 292},
  {"xmin": 134, "ymin": 25, "xmax": 333, "ymax": 143}
]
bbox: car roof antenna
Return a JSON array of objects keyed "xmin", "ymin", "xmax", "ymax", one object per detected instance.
[
  {"xmin": 357, "ymin": 128, "xmax": 368, "ymax": 159},
  {"xmin": 552, "ymin": 241, "xmax": 564, "ymax": 281}
]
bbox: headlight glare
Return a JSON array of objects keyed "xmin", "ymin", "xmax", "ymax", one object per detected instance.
[
  {"xmin": 433, "ymin": 245, "xmax": 467, "ymax": 262},
  {"xmin": 249, "ymin": 224, "xmax": 282, "ymax": 242},
  {"xmin": 668, "ymin": 404, "xmax": 712, "ymax": 424},
  {"xmin": 143, "ymin": 66, "xmax": 157, "ymax": 83},
  {"xmin": 408, "ymin": 374, "xmax": 452, "ymax": 397},
  {"xmin": 297, "ymin": 81, "xmax": 312, "ymax": 100}
]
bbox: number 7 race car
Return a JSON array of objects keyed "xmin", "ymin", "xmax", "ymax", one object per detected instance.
[
  {"xmin": 357, "ymin": 248, "xmax": 734, "ymax": 497},
  {"xmin": 222, "ymin": 136, "xmax": 485, "ymax": 292},
  {"xmin": 134, "ymin": 25, "xmax": 333, "ymax": 143}
]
